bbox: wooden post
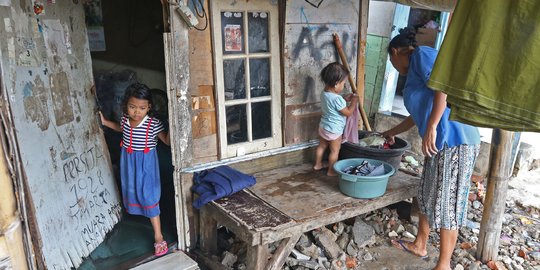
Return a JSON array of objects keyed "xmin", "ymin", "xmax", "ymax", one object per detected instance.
[
  {"xmin": 246, "ymin": 244, "xmax": 269, "ymax": 270},
  {"xmin": 356, "ymin": 0, "xmax": 369, "ymax": 128},
  {"xmin": 477, "ymin": 129, "xmax": 514, "ymax": 262},
  {"xmin": 333, "ymin": 34, "xmax": 372, "ymax": 131},
  {"xmin": 199, "ymin": 206, "xmax": 217, "ymax": 255},
  {"xmin": 165, "ymin": 0, "xmax": 194, "ymax": 250}
]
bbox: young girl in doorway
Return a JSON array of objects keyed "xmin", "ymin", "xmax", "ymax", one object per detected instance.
[
  {"xmin": 99, "ymin": 83, "xmax": 171, "ymax": 257},
  {"xmin": 314, "ymin": 62, "xmax": 358, "ymax": 176}
]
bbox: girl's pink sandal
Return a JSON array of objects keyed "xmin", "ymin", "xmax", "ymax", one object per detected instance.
[{"xmin": 154, "ymin": 240, "xmax": 168, "ymax": 257}]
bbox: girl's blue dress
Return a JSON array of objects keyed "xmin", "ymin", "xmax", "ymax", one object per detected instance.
[
  {"xmin": 120, "ymin": 148, "xmax": 161, "ymax": 218},
  {"xmin": 119, "ymin": 115, "xmax": 164, "ymax": 218}
]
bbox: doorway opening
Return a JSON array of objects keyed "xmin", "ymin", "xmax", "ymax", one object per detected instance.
[
  {"xmin": 391, "ymin": 7, "xmax": 444, "ymax": 117},
  {"xmin": 79, "ymin": 1, "xmax": 176, "ymax": 269}
]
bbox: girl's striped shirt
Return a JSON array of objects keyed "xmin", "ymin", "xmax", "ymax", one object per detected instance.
[{"xmin": 121, "ymin": 115, "xmax": 164, "ymax": 151}]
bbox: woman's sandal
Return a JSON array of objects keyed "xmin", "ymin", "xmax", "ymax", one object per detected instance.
[
  {"xmin": 391, "ymin": 239, "xmax": 429, "ymax": 261},
  {"xmin": 154, "ymin": 240, "xmax": 169, "ymax": 257}
]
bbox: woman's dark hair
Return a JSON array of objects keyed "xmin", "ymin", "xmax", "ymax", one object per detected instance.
[
  {"xmin": 320, "ymin": 62, "xmax": 349, "ymax": 87},
  {"xmin": 122, "ymin": 83, "xmax": 155, "ymax": 115},
  {"xmin": 388, "ymin": 27, "xmax": 417, "ymax": 54}
]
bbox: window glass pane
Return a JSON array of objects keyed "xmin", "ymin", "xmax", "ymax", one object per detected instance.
[
  {"xmin": 226, "ymin": 104, "xmax": 248, "ymax": 144},
  {"xmin": 223, "ymin": 59, "xmax": 245, "ymax": 100},
  {"xmin": 221, "ymin": 11, "xmax": 244, "ymax": 54},
  {"xmin": 248, "ymin": 12, "xmax": 269, "ymax": 53},
  {"xmin": 249, "ymin": 58, "xmax": 270, "ymax": 97},
  {"xmin": 251, "ymin": 101, "xmax": 272, "ymax": 140}
]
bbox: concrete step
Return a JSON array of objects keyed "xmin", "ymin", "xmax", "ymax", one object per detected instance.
[{"xmin": 131, "ymin": 251, "xmax": 199, "ymax": 270}]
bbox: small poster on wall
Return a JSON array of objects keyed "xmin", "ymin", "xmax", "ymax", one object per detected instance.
[
  {"xmin": 224, "ymin": 24, "xmax": 242, "ymax": 52},
  {"xmin": 83, "ymin": 0, "xmax": 106, "ymax": 51}
]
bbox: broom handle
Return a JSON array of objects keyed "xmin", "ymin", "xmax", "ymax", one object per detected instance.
[{"xmin": 333, "ymin": 33, "xmax": 372, "ymax": 131}]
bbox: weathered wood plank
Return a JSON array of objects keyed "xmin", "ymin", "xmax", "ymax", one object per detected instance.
[
  {"xmin": 213, "ymin": 190, "xmax": 294, "ymax": 231},
  {"xmin": 229, "ymin": 146, "xmax": 315, "ymax": 175},
  {"xmin": 166, "ymin": 2, "xmax": 194, "ymax": 249},
  {"xmin": 266, "ymin": 234, "xmax": 302, "ymax": 270},
  {"xmin": 246, "ymin": 244, "xmax": 269, "ymax": 270},
  {"xmin": 205, "ymin": 203, "xmax": 260, "ymax": 246},
  {"xmin": 179, "ymin": 172, "xmax": 198, "ymax": 249},
  {"xmin": 477, "ymin": 130, "xmax": 514, "ymax": 262},
  {"xmin": 258, "ymin": 179, "xmax": 417, "ymax": 244},
  {"xmin": 283, "ymin": 1, "xmax": 361, "ymax": 144},
  {"xmin": 249, "ymin": 163, "xmax": 418, "ymax": 221},
  {"xmin": 0, "ymin": 4, "xmax": 121, "ymax": 268},
  {"xmin": 199, "ymin": 205, "xmax": 217, "ymax": 255}
]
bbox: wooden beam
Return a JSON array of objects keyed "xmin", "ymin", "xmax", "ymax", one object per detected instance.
[
  {"xmin": 356, "ymin": 0, "xmax": 369, "ymax": 126},
  {"xmin": 477, "ymin": 129, "xmax": 514, "ymax": 262},
  {"xmin": 199, "ymin": 206, "xmax": 218, "ymax": 255},
  {"xmin": 333, "ymin": 34, "xmax": 371, "ymax": 131},
  {"xmin": 166, "ymin": 0, "xmax": 194, "ymax": 250},
  {"xmin": 266, "ymin": 234, "xmax": 302, "ymax": 270}
]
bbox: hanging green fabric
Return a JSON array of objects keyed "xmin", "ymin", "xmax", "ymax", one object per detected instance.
[{"xmin": 427, "ymin": 0, "xmax": 540, "ymax": 132}]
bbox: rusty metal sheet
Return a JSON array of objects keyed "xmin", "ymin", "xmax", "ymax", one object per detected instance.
[
  {"xmin": 283, "ymin": 0, "xmax": 360, "ymax": 144},
  {"xmin": 0, "ymin": 3, "xmax": 121, "ymax": 269}
]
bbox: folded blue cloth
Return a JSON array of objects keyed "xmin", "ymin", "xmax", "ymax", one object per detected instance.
[{"xmin": 192, "ymin": 165, "xmax": 256, "ymax": 209}]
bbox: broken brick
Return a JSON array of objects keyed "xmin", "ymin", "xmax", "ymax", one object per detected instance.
[
  {"xmin": 460, "ymin": 242, "xmax": 473, "ymax": 250},
  {"xmin": 345, "ymin": 256, "xmax": 357, "ymax": 269}
]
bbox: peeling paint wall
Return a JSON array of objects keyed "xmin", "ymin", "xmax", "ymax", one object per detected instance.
[
  {"xmin": 0, "ymin": 2, "xmax": 121, "ymax": 269},
  {"xmin": 284, "ymin": 0, "xmax": 360, "ymax": 144}
]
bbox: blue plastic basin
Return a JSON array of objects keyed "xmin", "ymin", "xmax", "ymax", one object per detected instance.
[{"xmin": 333, "ymin": 158, "xmax": 396, "ymax": 199}]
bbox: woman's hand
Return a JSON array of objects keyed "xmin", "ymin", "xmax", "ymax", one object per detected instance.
[
  {"xmin": 422, "ymin": 126, "xmax": 438, "ymax": 157},
  {"xmin": 381, "ymin": 131, "xmax": 395, "ymax": 145}
]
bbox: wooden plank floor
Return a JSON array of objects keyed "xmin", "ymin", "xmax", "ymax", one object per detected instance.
[{"xmin": 249, "ymin": 163, "xmax": 420, "ymax": 221}]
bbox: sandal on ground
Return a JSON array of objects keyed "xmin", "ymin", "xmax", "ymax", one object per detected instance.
[
  {"xmin": 154, "ymin": 240, "xmax": 169, "ymax": 257},
  {"xmin": 313, "ymin": 164, "xmax": 329, "ymax": 171},
  {"xmin": 391, "ymin": 239, "xmax": 429, "ymax": 261}
]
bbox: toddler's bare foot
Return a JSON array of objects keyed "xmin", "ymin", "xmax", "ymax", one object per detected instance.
[{"xmin": 326, "ymin": 171, "xmax": 338, "ymax": 177}]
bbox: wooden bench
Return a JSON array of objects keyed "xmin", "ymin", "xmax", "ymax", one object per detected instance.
[{"xmin": 198, "ymin": 163, "xmax": 420, "ymax": 270}]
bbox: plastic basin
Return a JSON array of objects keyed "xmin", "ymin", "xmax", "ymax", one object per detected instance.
[
  {"xmin": 333, "ymin": 158, "xmax": 395, "ymax": 199},
  {"xmin": 339, "ymin": 130, "xmax": 411, "ymax": 170}
]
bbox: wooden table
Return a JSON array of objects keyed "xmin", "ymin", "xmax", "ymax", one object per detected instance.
[{"xmin": 199, "ymin": 163, "xmax": 420, "ymax": 270}]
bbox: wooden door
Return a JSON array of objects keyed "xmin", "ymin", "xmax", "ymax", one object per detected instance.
[{"xmin": 0, "ymin": 2, "xmax": 120, "ymax": 269}]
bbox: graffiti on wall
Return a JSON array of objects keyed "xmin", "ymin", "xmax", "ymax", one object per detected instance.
[
  {"xmin": 61, "ymin": 145, "xmax": 120, "ymax": 247},
  {"xmin": 284, "ymin": 0, "xmax": 359, "ymax": 144},
  {"xmin": 292, "ymin": 26, "xmax": 355, "ymax": 65}
]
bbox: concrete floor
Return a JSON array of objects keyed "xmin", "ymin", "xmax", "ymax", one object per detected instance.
[{"xmin": 360, "ymin": 241, "xmax": 438, "ymax": 270}]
